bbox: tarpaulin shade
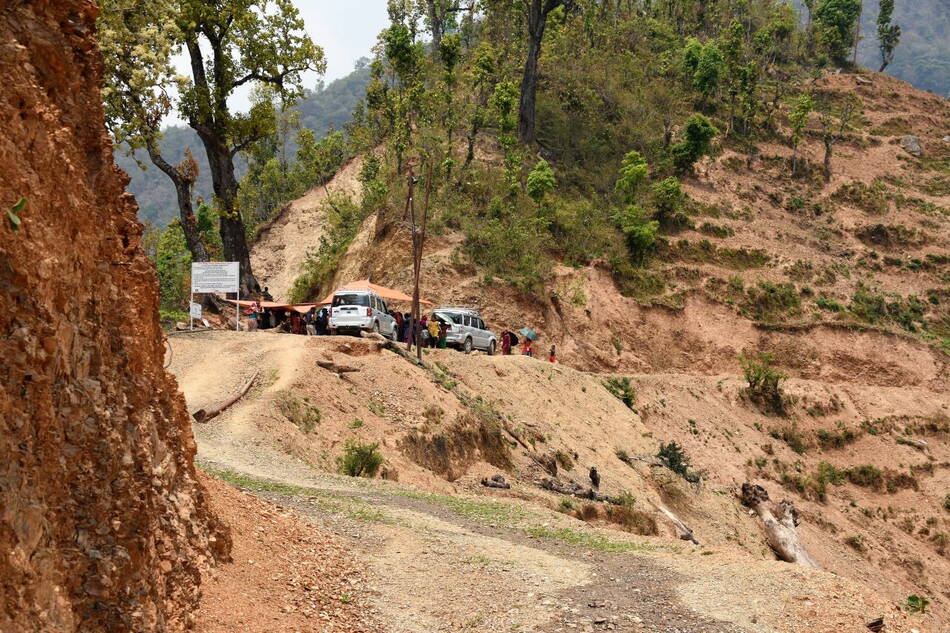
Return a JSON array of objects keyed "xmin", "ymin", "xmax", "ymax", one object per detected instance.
[
  {"xmin": 316, "ymin": 280, "xmax": 432, "ymax": 306},
  {"xmin": 229, "ymin": 300, "xmax": 320, "ymax": 314}
]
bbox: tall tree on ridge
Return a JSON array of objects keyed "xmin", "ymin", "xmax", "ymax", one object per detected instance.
[
  {"xmin": 876, "ymin": 0, "xmax": 901, "ymax": 71},
  {"xmin": 517, "ymin": 0, "xmax": 574, "ymax": 145}
]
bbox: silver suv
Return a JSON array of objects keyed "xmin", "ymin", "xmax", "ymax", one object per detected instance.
[
  {"xmin": 329, "ymin": 290, "xmax": 397, "ymax": 339},
  {"xmin": 434, "ymin": 307, "xmax": 497, "ymax": 354}
]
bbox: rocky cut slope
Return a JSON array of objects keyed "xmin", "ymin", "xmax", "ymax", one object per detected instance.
[{"xmin": 0, "ymin": 3, "xmax": 229, "ymax": 631}]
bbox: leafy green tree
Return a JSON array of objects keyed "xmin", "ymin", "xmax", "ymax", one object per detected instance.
[
  {"xmin": 693, "ymin": 42, "xmax": 725, "ymax": 101},
  {"xmin": 526, "ymin": 159, "xmax": 556, "ymax": 204},
  {"xmin": 155, "ymin": 221, "xmax": 192, "ymax": 311},
  {"xmin": 518, "ymin": 0, "xmax": 575, "ymax": 144},
  {"xmin": 789, "ymin": 94, "xmax": 814, "ymax": 174},
  {"xmin": 613, "ymin": 206, "xmax": 659, "ymax": 264},
  {"xmin": 101, "ymin": 0, "xmax": 326, "ymax": 295},
  {"xmin": 615, "ymin": 151, "xmax": 649, "ymax": 203},
  {"xmin": 670, "ymin": 114, "xmax": 718, "ymax": 172},
  {"xmin": 462, "ymin": 42, "xmax": 499, "ymax": 169},
  {"xmin": 813, "ymin": 0, "xmax": 863, "ymax": 66},
  {"xmin": 651, "ymin": 177, "xmax": 685, "ymax": 225},
  {"xmin": 99, "ymin": 0, "xmax": 209, "ymax": 262},
  {"xmin": 876, "ymin": 0, "xmax": 901, "ymax": 71}
]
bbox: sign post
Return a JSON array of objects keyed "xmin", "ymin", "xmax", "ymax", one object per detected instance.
[{"xmin": 191, "ymin": 262, "xmax": 240, "ymax": 331}]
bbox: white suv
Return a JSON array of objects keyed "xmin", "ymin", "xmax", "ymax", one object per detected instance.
[
  {"xmin": 434, "ymin": 307, "xmax": 497, "ymax": 354},
  {"xmin": 329, "ymin": 290, "xmax": 397, "ymax": 339}
]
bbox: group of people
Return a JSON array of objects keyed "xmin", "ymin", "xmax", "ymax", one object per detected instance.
[
  {"xmin": 242, "ymin": 299, "xmax": 557, "ymax": 362},
  {"xmin": 244, "ymin": 301, "xmax": 331, "ymax": 335}
]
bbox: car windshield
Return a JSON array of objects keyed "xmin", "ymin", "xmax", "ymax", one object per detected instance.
[
  {"xmin": 332, "ymin": 293, "xmax": 370, "ymax": 307},
  {"xmin": 434, "ymin": 312, "xmax": 456, "ymax": 324}
]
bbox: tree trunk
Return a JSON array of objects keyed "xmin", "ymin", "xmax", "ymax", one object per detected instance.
[
  {"xmin": 146, "ymin": 146, "xmax": 210, "ymax": 263},
  {"xmin": 427, "ymin": 1, "xmax": 444, "ymax": 60},
  {"xmin": 741, "ymin": 483, "xmax": 820, "ymax": 567},
  {"xmin": 823, "ymin": 136, "xmax": 833, "ymax": 182},
  {"xmin": 518, "ymin": 0, "xmax": 548, "ymax": 145},
  {"xmin": 201, "ymin": 135, "xmax": 258, "ymax": 296}
]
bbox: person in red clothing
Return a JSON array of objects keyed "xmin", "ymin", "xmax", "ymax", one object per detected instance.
[
  {"xmin": 501, "ymin": 331, "xmax": 512, "ymax": 355},
  {"xmin": 548, "ymin": 344, "xmax": 557, "ymax": 363},
  {"xmin": 522, "ymin": 338, "xmax": 534, "ymax": 357}
]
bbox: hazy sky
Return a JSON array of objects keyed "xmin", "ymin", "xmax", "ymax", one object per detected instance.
[{"xmin": 170, "ymin": 0, "xmax": 390, "ymax": 122}]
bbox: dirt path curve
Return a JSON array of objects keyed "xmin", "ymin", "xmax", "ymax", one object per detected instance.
[
  {"xmin": 250, "ymin": 154, "xmax": 365, "ymax": 302},
  {"xmin": 197, "ymin": 448, "xmax": 747, "ymax": 633}
]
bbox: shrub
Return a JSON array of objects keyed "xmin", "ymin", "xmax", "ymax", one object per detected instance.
[
  {"xmin": 944, "ymin": 494, "xmax": 950, "ymax": 512},
  {"xmin": 337, "ymin": 440, "xmax": 384, "ymax": 478},
  {"xmin": 605, "ymin": 504, "xmax": 659, "ymax": 536},
  {"xmin": 847, "ymin": 465, "xmax": 884, "ymax": 489},
  {"xmin": 905, "ymin": 595, "xmax": 929, "ymax": 614},
  {"xmin": 844, "ymin": 535, "xmax": 865, "ymax": 552},
  {"xmin": 274, "ymin": 390, "xmax": 321, "ymax": 434},
  {"xmin": 671, "ymin": 114, "xmax": 719, "ymax": 172},
  {"xmin": 657, "ymin": 441, "xmax": 694, "ymax": 480},
  {"xmin": 741, "ymin": 282, "xmax": 801, "ymax": 322},
  {"xmin": 739, "ymin": 353, "xmax": 787, "ymax": 415},
  {"xmin": 816, "ymin": 296, "xmax": 844, "ymax": 312},
  {"xmin": 816, "ymin": 426, "xmax": 858, "ymax": 449},
  {"xmin": 775, "ymin": 425, "xmax": 807, "ymax": 454},
  {"xmin": 603, "ymin": 377, "xmax": 636, "ymax": 409},
  {"xmin": 554, "ymin": 449, "xmax": 574, "ymax": 471}
]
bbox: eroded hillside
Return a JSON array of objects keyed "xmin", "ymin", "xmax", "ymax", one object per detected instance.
[
  {"xmin": 171, "ymin": 330, "xmax": 948, "ymax": 629},
  {"xmin": 0, "ymin": 3, "xmax": 228, "ymax": 630}
]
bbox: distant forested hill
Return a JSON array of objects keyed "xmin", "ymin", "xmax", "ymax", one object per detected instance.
[
  {"xmin": 788, "ymin": 0, "xmax": 949, "ymax": 96},
  {"xmin": 119, "ymin": 60, "xmax": 371, "ymax": 228}
]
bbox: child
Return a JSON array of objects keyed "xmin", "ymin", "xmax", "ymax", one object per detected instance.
[
  {"xmin": 548, "ymin": 344, "xmax": 557, "ymax": 363},
  {"xmin": 522, "ymin": 339, "xmax": 534, "ymax": 357}
]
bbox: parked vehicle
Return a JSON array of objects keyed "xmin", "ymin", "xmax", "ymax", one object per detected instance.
[
  {"xmin": 434, "ymin": 307, "xmax": 497, "ymax": 354},
  {"xmin": 328, "ymin": 290, "xmax": 397, "ymax": 339}
]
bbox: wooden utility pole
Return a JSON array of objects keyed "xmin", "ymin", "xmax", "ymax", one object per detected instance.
[{"xmin": 407, "ymin": 161, "xmax": 433, "ymax": 362}]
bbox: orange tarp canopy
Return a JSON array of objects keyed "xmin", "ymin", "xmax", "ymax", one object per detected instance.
[
  {"xmin": 316, "ymin": 280, "xmax": 432, "ymax": 306},
  {"xmin": 229, "ymin": 300, "xmax": 319, "ymax": 314}
]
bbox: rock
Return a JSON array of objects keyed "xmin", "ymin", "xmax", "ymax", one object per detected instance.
[
  {"xmin": 900, "ymin": 135, "xmax": 922, "ymax": 157},
  {"xmin": 0, "ymin": 4, "xmax": 230, "ymax": 632},
  {"xmin": 856, "ymin": 76, "xmax": 873, "ymax": 86}
]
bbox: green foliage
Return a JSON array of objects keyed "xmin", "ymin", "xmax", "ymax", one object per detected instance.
[
  {"xmin": 741, "ymin": 282, "xmax": 802, "ymax": 322},
  {"xmin": 337, "ymin": 439, "xmax": 383, "ymax": 478},
  {"xmin": 876, "ymin": 0, "xmax": 901, "ymax": 71},
  {"xmin": 615, "ymin": 151, "xmax": 649, "ymax": 203},
  {"xmin": 290, "ymin": 194, "xmax": 366, "ymax": 302},
  {"xmin": 155, "ymin": 221, "xmax": 191, "ymax": 312},
  {"xmin": 846, "ymin": 464, "xmax": 884, "ymax": 488},
  {"xmin": 275, "ymin": 391, "xmax": 321, "ymax": 434},
  {"xmin": 813, "ymin": 0, "xmax": 863, "ymax": 66},
  {"xmin": 614, "ymin": 206, "xmax": 659, "ymax": 264},
  {"xmin": 603, "ymin": 377, "xmax": 636, "ymax": 409},
  {"xmin": 651, "ymin": 177, "xmax": 686, "ymax": 226},
  {"xmin": 526, "ymin": 159, "xmax": 556, "ymax": 204},
  {"xmin": 671, "ymin": 115, "xmax": 719, "ymax": 172},
  {"xmin": 4, "ymin": 197, "xmax": 24, "ymax": 233},
  {"xmin": 656, "ymin": 442, "xmax": 694, "ymax": 480},
  {"xmin": 904, "ymin": 595, "xmax": 929, "ymax": 614},
  {"xmin": 740, "ymin": 352, "xmax": 787, "ymax": 415}
]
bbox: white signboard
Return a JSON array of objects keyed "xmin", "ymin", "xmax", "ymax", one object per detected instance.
[
  {"xmin": 189, "ymin": 301, "xmax": 202, "ymax": 319},
  {"xmin": 191, "ymin": 262, "xmax": 239, "ymax": 293}
]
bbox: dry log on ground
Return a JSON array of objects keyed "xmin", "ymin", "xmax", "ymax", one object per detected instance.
[
  {"xmin": 648, "ymin": 500, "xmax": 699, "ymax": 545},
  {"xmin": 316, "ymin": 360, "xmax": 361, "ymax": 374},
  {"xmin": 481, "ymin": 475, "xmax": 511, "ymax": 489},
  {"xmin": 538, "ymin": 477, "xmax": 611, "ymax": 502},
  {"xmin": 192, "ymin": 370, "xmax": 259, "ymax": 423},
  {"xmin": 741, "ymin": 483, "xmax": 820, "ymax": 568}
]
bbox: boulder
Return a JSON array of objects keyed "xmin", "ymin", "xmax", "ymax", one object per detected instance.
[{"xmin": 900, "ymin": 135, "xmax": 922, "ymax": 157}]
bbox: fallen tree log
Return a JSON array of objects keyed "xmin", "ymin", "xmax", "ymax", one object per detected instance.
[
  {"xmin": 538, "ymin": 477, "xmax": 611, "ymax": 502},
  {"xmin": 316, "ymin": 360, "xmax": 361, "ymax": 374},
  {"xmin": 192, "ymin": 370, "xmax": 259, "ymax": 424},
  {"xmin": 741, "ymin": 483, "xmax": 819, "ymax": 568},
  {"xmin": 648, "ymin": 500, "xmax": 699, "ymax": 545},
  {"xmin": 481, "ymin": 475, "xmax": 511, "ymax": 489}
]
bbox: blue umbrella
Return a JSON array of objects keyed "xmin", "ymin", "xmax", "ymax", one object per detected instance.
[{"xmin": 519, "ymin": 327, "xmax": 539, "ymax": 341}]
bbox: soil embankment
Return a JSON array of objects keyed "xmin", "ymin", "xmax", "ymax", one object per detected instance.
[{"xmin": 0, "ymin": 4, "xmax": 227, "ymax": 631}]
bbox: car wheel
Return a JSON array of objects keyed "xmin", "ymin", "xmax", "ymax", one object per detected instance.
[
  {"xmin": 487, "ymin": 341, "xmax": 496, "ymax": 356},
  {"xmin": 463, "ymin": 337, "xmax": 473, "ymax": 354}
]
